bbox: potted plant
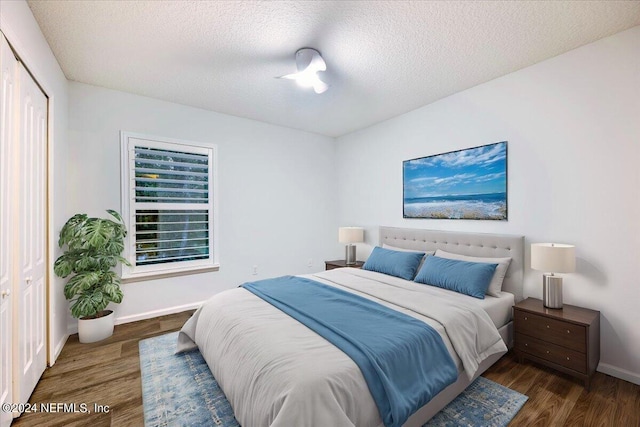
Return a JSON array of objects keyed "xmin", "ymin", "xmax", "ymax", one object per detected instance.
[{"xmin": 54, "ymin": 210, "xmax": 131, "ymax": 343}]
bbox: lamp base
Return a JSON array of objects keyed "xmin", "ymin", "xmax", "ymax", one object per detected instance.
[
  {"xmin": 543, "ymin": 274, "xmax": 563, "ymax": 309},
  {"xmin": 345, "ymin": 244, "xmax": 356, "ymax": 265}
]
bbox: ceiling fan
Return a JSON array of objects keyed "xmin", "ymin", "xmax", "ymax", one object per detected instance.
[{"xmin": 278, "ymin": 48, "xmax": 329, "ymax": 94}]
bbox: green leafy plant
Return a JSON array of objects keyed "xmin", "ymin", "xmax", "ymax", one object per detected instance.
[{"xmin": 54, "ymin": 210, "xmax": 131, "ymax": 319}]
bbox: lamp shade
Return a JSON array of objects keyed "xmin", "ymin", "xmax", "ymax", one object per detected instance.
[
  {"xmin": 531, "ymin": 243, "xmax": 576, "ymax": 273},
  {"xmin": 338, "ymin": 227, "xmax": 364, "ymax": 244}
]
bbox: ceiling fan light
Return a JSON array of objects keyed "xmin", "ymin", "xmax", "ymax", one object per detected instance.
[{"xmin": 295, "ymin": 70, "xmax": 320, "ymax": 88}]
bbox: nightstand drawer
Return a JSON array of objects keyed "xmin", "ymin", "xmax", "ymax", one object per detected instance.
[
  {"xmin": 514, "ymin": 310, "xmax": 586, "ymax": 352},
  {"xmin": 515, "ymin": 333, "xmax": 587, "ymax": 373}
]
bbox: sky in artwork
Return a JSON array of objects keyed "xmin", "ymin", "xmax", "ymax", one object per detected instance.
[{"xmin": 403, "ymin": 142, "xmax": 507, "ymax": 199}]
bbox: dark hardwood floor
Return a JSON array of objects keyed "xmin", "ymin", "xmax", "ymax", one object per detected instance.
[
  {"xmin": 12, "ymin": 311, "xmax": 640, "ymax": 427},
  {"xmin": 483, "ymin": 352, "xmax": 640, "ymax": 426}
]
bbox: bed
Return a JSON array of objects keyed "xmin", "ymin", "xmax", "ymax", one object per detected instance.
[{"xmin": 178, "ymin": 227, "xmax": 524, "ymax": 427}]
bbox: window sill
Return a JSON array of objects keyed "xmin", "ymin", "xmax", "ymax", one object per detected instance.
[{"xmin": 121, "ymin": 264, "xmax": 220, "ymax": 284}]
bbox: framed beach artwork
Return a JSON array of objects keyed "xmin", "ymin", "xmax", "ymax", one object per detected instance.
[{"xmin": 403, "ymin": 141, "xmax": 507, "ymax": 220}]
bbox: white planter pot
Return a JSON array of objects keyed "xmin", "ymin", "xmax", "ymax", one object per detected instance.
[{"xmin": 78, "ymin": 310, "xmax": 115, "ymax": 343}]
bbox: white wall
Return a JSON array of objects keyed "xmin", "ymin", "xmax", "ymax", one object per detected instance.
[
  {"xmin": 336, "ymin": 27, "xmax": 640, "ymax": 383},
  {"xmin": 0, "ymin": 0, "xmax": 70, "ymax": 363},
  {"xmin": 67, "ymin": 82, "xmax": 337, "ymax": 324}
]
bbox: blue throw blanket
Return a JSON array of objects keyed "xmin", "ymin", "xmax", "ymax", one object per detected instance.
[{"xmin": 241, "ymin": 276, "xmax": 458, "ymax": 427}]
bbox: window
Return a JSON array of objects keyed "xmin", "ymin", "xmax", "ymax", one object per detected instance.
[{"xmin": 121, "ymin": 132, "xmax": 218, "ymax": 279}]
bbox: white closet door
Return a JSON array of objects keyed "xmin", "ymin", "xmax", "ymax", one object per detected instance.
[
  {"xmin": 16, "ymin": 61, "xmax": 47, "ymax": 405},
  {"xmin": 0, "ymin": 34, "xmax": 17, "ymax": 427}
]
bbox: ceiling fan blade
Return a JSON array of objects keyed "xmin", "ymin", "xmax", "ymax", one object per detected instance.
[
  {"xmin": 277, "ymin": 73, "xmax": 300, "ymax": 80},
  {"xmin": 313, "ymin": 78, "xmax": 329, "ymax": 94},
  {"xmin": 307, "ymin": 53, "xmax": 326, "ymax": 72}
]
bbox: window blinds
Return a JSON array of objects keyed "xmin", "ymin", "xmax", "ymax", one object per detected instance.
[{"xmin": 133, "ymin": 146, "xmax": 211, "ymax": 266}]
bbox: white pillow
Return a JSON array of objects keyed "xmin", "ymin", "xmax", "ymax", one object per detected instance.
[
  {"xmin": 434, "ymin": 249, "xmax": 511, "ymax": 297},
  {"xmin": 382, "ymin": 244, "xmax": 432, "ymax": 254},
  {"xmin": 382, "ymin": 244, "xmax": 433, "ymax": 275}
]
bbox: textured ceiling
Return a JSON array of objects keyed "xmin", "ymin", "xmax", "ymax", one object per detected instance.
[{"xmin": 27, "ymin": 1, "xmax": 640, "ymax": 137}]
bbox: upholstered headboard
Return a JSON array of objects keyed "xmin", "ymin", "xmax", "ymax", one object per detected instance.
[{"xmin": 379, "ymin": 226, "xmax": 524, "ymax": 302}]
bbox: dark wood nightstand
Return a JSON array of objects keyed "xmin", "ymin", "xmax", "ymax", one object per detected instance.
[
  {"xmin": 325, "ymin": 260, "xmax": 365, "ymax": 271},
  {"xmin": 514, "ymin": 297, "xmax": 600, "ymax": 390}
]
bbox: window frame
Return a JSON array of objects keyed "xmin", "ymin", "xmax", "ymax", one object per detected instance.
[{"xmin": 120, "ymin": 131, "xmax": 219, "ymax": 280}]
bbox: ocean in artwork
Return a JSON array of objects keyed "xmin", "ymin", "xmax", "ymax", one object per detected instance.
[{"xmin": 403, "ymin": 192, "xmax": 507, "ymax": 220}]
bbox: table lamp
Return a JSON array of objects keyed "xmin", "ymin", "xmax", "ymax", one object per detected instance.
[
  {"xmin": 338, "ymin": 227, "xmax": 364, "ymax": 265},
  {"xmin": 531, "ymin": 243, "xmax": 576, "ymax": 309}
]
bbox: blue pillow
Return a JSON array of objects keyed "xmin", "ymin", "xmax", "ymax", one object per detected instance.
[
  {"xmin": 362, "ymin": 246, "xmax": 425, "ymax": 281},
  {"xmin": 414, "ymin": 255, "xmax": 497, "ymax": 299}
]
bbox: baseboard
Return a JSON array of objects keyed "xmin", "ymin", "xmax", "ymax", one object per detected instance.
[
  {"xmin": 49, "ymin": 333, "xmax": 69, "ymax": 366},
  {"xmin": 598, "ymin": 363, "xmax": 640, "ymax": 386},
  {"xmin": 67, "ymin": 301, "xmax": 204, "ymax": 335},
  {"xmin": 114, "ymin": 302, "xmax": 203, "ymax": 326}
]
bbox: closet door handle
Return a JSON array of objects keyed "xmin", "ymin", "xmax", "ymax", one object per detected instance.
[{"xmin": 1, "ymin": 289, "xmax": 10, "ymax": 298}]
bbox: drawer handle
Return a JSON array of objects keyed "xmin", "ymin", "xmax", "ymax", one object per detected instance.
[
  {"xmin": 524, "ymin": 343, "xmax": 528, "ymax": 347},
  {"xmin": 567, "ymin": 330, "xmax": 570, "ymax": 334},
  {"xmin": 524, "ymin": 316, "xmax": 528, "ymax": 320},
  {"xmin": 546, "ymin": 325, "xmax": 550, "ymax": 328},
  {"xmin": 546, "ymin": 350, "xmax": 550, "ymax": 354},
  {"xmin": 567, "ymin": 357, "xmax": 570, "ymax": 360}
]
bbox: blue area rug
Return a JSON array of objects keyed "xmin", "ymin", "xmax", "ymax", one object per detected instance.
[{"xmin": 140, "ymin": 332, "xmax": 527, "ymax": 427}]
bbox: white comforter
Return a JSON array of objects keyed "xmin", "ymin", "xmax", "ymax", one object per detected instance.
[{"xmin": 177, "ymin": 268, "xmax": 507, "ymax": 427}]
